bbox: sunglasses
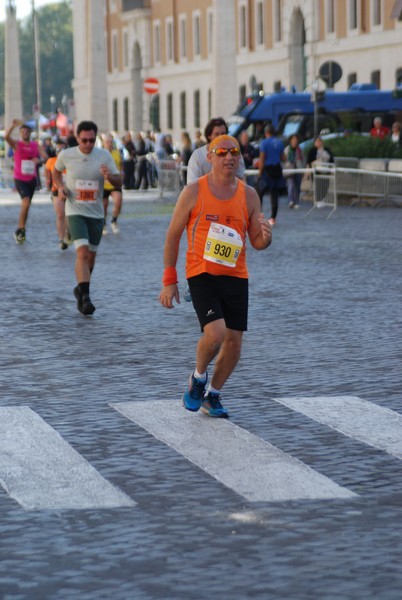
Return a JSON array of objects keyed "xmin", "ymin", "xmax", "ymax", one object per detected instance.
[
  {"xmin": 79, "ymin": 137, "xmax": 96, "ymax": 144},
  {"xmin": 211, "ymin": 147, "xmax": 241, "ymax": 157}
]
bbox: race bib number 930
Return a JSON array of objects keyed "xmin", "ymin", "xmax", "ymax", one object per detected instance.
[{"xmin": 203, "ymin": 223, "xmax": 243, "ymax": 267}]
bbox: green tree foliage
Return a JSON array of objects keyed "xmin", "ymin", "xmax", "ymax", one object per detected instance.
[{"xmin": 0, "ymin": 1, "xmax": 73, "ymax": 118}]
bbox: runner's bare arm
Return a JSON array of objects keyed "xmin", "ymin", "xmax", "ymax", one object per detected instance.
[
  {"xmin": 245, "ymin": 185, "xmax": 272, "ymax": 250},
  {"xmin": 159, "ymin": 183, "xmax": 198, "ymax": 309},
  {"xmin": 4, "ymin": 119, "xmax": 22, "ymax": 150}
]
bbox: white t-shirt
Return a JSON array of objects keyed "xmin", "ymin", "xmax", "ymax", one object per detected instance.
[
  {"xmin": 186, "ymin": 145, "xmax": 245, "ymax": 184},
  {"xmin": 55, "ymin": 146, "xmax": 119, "ymax": 219}
]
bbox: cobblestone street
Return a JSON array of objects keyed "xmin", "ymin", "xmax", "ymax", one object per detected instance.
[{"xmin": 0, "ymin": 190, "xmax": 402, "ymax": 600}]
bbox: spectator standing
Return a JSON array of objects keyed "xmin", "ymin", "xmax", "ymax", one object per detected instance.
[
  {"xmin": 122, "ymin": 132, "xmax": 136, "ymax": 189},
  {"xmin": 239, "ymin": 130, "xmax": 258, "ymax": 186},
  {"xmin": 193, "ymin": 129, "xmax": 205, "ymax": 150},
  {"xmin": 257, "ymin": 124, "xmax": 286, "ymax": 225},
  {"xmin": 370, "ymin": 117, "xmax": 390, "ymax": 139},
  {"xmin": 390, "ymin": 122, "xmax": 402, "ymax": 146},
  {"xmin": 283, "ymin": 134, "xmax": 304, "ymax": 209},
  {"xmin": 180, "ymin": 131, "xmax": 193, "ymax": 185},
  {"xmin": 163, "ymin": 134, "xmax": 175, "ymax": 157},
  {"xmin": 306, "ymin": 136, "xmax": 334, "ymax": 167},
  {"xmin": 134, "ymin": 132, "xmax": 149, "ymax": 190}
]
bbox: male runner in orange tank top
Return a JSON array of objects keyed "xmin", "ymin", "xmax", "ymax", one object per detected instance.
[{"xmin": 159, "ymin": 135, "xmax": 272, "ymax": 418}]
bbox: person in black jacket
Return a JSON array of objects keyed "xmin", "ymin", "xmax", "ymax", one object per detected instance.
[
  {"xmin": 134, "ymin": 132, "xmax": 149, "ymax": 190},
  {"xmin": 122, "ymin": 132, "xmax": 136, "ymax": 189}
]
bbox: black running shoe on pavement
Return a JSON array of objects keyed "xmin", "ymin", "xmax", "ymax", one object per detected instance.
[
  {"xmin": 14, "ymin": 228, "xmax": 26, "ymax": 244},
  {"xmin": 81, "ymin": 295, "xmax": 96, "ymax": 316}
]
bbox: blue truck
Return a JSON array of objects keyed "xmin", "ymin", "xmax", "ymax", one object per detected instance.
[{"xmin": 227, "ymin": 84, "xmax": 402, "ymax": 143}]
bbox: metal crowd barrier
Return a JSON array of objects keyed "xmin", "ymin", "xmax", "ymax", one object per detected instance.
[
  {"xmin": 245, "ymin": 164, "xmax": 402, "ymax": 216},
  {"xmin": 0, "ymin": 157, "xmax": 15, "ymax": 190}
]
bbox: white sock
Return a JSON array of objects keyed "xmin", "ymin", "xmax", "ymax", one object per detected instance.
[
  {"xmin": 207, "ymin": 385, "xmax": 220, "ymax": 396},
  {"xmin": 194, "ymin": 369, "xmax": 207, "ymax": 382}
]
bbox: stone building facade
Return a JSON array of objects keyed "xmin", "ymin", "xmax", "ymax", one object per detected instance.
[{"xmin": 72, "ymin": 0, "xmax": 402, "ymax": 140}]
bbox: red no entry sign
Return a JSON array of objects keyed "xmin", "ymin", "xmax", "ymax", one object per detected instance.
[{"xmin": 144, "ymin": 78, "xmax": 160, "ymax": 94}]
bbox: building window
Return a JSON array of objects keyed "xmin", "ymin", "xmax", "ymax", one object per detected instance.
[
  {"xmin": 273, "ymin": 0, "xmax": 282, "ymax": 42},
  {"xmin": 123, "ymin": 97, "xmax": 129, "ymax": 131},
  {"xmin": 179, "ymin": 15, "xmax": 187, "ymax": 61},
  {"xmin": 273, "ymin": 80, "xmax": 282, "ymax": 92},
  {"xmin": 372, "ymin": 0, "xmax": 382, "ymax": 26},
  {"xmin": 166, "ymin": 18, "xmax": 174, "ymax": 63},
  {"xmin": 207, "ymin": 8, "xmax": 213, "ymax": 55},
  {"xmin": 193, "ymin": 11, "xmax": 201, "ymax": 58},
  {"xmin": 396, "ymin": 67, "xmax": 402, "ymax": 86},
  {"xmin": 371, "ymin": 70, "xmax": 381, "ymax": 89},
  {"xmin": 326, "ymin": 0, "xmax": 335, "ymax": 34},
  {"xmin": 239, "ymin": 1, "xmax": 248, "ymax": 50},
  {"xmin": 112, "ymin": 30, "xmax": 118, "ymax": 70},
  {"xmin": 153, "ymin": 21, "xmax": 161, "ymax": 65},
  {"xmin": 239, "ymin": 85, "xmax": 246, "ymax": 103},
  {"xmin": 123, "ymin": 29, "xmax": 129, "ymax": 68},
  {"xmin": 348, "ymin": 0, "xmax": 358, "ymax": 29},
  {"xmin": 150, "ymin": 95, "xmax": 160, "ymax": 130},
  {"xmin": 194, "ymin": 90, "xmax": 200, "ymax": 128},
  {"xmin": 180, "ymin": 92, "xmax": 186, "ymax": 129},
  {"xmin": 255, "ymin": 0, "xmax": 265, "ymax": 47},
  {"xmin": 113, "ymin": 98, "xmax": 118, "ymax": 131},
  {"xmin": 167, "ymin": 93, "xmax": 173, "ymax": 129},
  {"xmin": 208, "ymin": 89, "xmax": 212, "ymax": 121},
  {"xmin": 347, "ymin": 73, "xmax": 357, "ymax": 88}
]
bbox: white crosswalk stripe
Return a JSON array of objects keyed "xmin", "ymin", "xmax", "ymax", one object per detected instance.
[
  {"xmin": 3, "ymin": 396, "xmax": 398, "ymax": 510},
  {"xmin": 275, "ymin": 396, "xmax": 402, "ymax": 459},
  {"xmin": 111, "ymin": 400, "xmax": 357, "ymax": 502},
  {"xmin": 0, "ymin": 407, "xmax": 135, "ymax": 510}
]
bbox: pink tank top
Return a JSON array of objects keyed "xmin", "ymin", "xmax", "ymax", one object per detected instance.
[{"xmin": 14, "ymin": 141, "xmax": 39, "ymax": 181}]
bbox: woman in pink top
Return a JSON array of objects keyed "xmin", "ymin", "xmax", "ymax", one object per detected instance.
[{"xmin": 5, "ymin": 119, "xmax": 47, "ymax": 243}]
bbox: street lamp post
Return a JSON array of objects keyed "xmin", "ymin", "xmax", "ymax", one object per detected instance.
[{"xmin": 31, "ymin": 0, "xmax": 41, "ymax": 137}]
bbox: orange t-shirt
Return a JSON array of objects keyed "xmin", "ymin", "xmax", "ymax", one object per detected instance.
[{"xmin": 186, "ymin": 175, "xmax": 249, "ymax": 279}]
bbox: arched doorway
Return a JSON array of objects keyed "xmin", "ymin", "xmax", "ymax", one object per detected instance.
[
  {"xmin": 132, "ymin": 42, "xmax": 143, "ymax": 132},
  {"xmin": 289, "ymin": 9, "xmax": 307, "ymax": 92}
]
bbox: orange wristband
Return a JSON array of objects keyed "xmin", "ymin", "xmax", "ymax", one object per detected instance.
[{"xmin": 162, "ymin": 267, "xmax": 178, "ymax": 286}]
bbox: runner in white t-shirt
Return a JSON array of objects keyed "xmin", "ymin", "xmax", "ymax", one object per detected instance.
[{"xmin": 53, "ymin": 121, "xmax": 121, "ymax": 316}]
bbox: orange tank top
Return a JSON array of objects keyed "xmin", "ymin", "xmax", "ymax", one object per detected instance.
[{"xmin": 186, "ymin": 175, "xmax": 249, "ymax": 279}]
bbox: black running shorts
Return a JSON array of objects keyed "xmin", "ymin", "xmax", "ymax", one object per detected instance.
[
  {"xmin": 188, "ymin": 273, "xmax": 249, "ymax": 332},
  {"xmin": 14, "ymin": 178, "xmax": 37, "ymax": 201}
]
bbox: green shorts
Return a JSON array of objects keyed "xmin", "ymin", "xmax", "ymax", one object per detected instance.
[{"xmin": 67, "ymin": 215, "xmax": 104, "ymax": 251}]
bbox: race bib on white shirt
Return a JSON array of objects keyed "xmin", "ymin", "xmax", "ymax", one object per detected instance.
[
  {"xmin": 75, "ymin": 179, "xmax": 99, "ymax": 202},
  {"xmin": 21, "ymin": 160, "xmax": 35, "ymax": 175},
  {"xmin": 203, "ymin": 223, "xmax": 243, "ymax": 267}
]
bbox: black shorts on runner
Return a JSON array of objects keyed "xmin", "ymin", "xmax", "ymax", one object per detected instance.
[
  {"xmin": 14, "ymin": 178, "xmax": 37, "ymax": 201},
  {"xmin": 188, "ymin": 273, "xmax": 249, "ymax": 332},
  {"xmin": 103, "ymin": 188, "xmax": 122, "ymax": 199}
]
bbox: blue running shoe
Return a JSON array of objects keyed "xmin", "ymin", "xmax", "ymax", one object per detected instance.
[
  {"xmin": 201, "ymin": 392, "xmax": 229, "ymax": 419},
  {"xmin": 182, "ymin": 372, "xmax": 207, "ymax": 412}
]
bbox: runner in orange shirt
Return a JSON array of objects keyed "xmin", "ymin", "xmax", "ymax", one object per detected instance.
[
  {"xmin": 159, "ymin": 135, "xmax": 272, "ymax": 418},
  {"xmin": 44, "ymin": 138, "xmax": 69, "ymax": 250}
]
